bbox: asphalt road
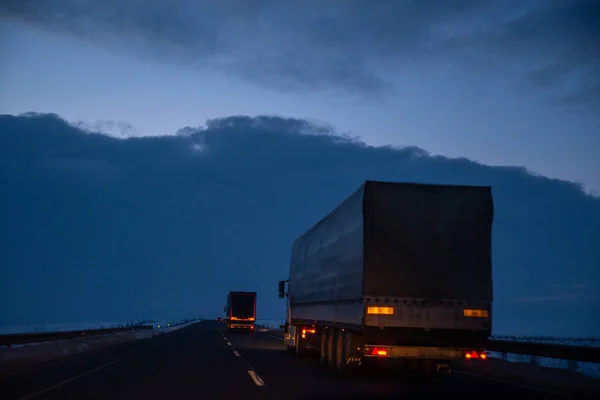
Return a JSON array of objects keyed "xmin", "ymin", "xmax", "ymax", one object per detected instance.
[{"xmin": 0, "ymin": 321, "xmax": 577, "ymax": 399}]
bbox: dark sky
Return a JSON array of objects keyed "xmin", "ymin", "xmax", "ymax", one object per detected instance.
[
  {"xmin": 3, "ymin": 0, "xmax": 599, "ymax": 107},
  {"xmin": 1, "ymin": 113, "xmax": 599, "ymax": 337}
]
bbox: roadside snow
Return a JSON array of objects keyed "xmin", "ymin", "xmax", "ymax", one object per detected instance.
[
  {"xmin": 489, "ymin": 351, "xmax": 600, "ymax": 380},
  {"xmin": 489, "ymin": 336, "xmax": 600, "ymax": 379},
  {"xmin": 0, "ymin": 318, "xmax": 199, "ymax": 335},
  {"xmin": 0, "ymin": 323, "xmax": 132, "ymax": 335},
  {"xmin": 0, "ymin": 319, "xmax": 202, "ymax": 375}
]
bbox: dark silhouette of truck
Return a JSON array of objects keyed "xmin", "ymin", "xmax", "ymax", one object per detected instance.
[
  {"xmin": 224, "ymin": 291, "xmax": 257, "ymax": 333},
  {"xmin": 278, "ymin": 181, "xmax": 494, "ymax": 375}
]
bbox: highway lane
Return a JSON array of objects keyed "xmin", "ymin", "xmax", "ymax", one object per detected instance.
[
  {"xmin": 1, "ymin": 321, "xmax": 273, "ymax": 400},
  {"xmin": 226, "ymin": 328, "xmax": 570, "ymax": 398},
  {"xmin": 0, "ymin": 321, "xmax": 575, "ymax": 399}
]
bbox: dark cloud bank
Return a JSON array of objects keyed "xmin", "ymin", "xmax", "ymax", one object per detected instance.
[
  {"xmin": 1, "ymin": 113, "xmax": 599, "ymax": 337},
  {"xmin": 2, "ymin": 0, "xmax": 599, "ymax": 109}
]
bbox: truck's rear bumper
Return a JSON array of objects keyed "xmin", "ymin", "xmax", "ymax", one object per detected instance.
[
  {"xmin": 228, "ymin": 323, "xmax": 255, "ymax": 331},
  {"xmin": 363, "ymin": 344, "xmax": 486, "ymax": 360}
]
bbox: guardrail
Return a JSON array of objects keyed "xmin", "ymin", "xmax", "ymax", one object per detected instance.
[
  {"xmin": 487, "ymin": 339, "xmax": 600, "ymax": 363},
  {"xmin": 168, "ymin": 318, "xmax": 202, "ymax": 328},
  {"xmin": 0, "ymin": 318, "xmax": 203, "ymax": 346},
  {"xmin": 261, "ymin": 327, "xmax": 600, "ymax": 363},
  {"xmin": 0, "ymin": 325, "xmax": 154, "ymax": 346}
]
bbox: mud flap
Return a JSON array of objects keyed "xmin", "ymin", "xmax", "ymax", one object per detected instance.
[
  {"xmin": 435, "ymin": 362, "xmax": 452, "ymax": 375},
  {"xmin": 345, "ymin": 356, "xmax": 362, "ymax": 367},
  {"xmin": 341, "ymin": 332, "xmax": 363, "ymax": 370}
]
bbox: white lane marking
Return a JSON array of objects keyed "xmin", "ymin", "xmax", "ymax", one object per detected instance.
[
  {"xmin": 247, "ymin": 370, "xmax": 266, "ymax": 386},
  {"xmin": 17, "ymin": 356, "xmax": 129, "ymax": 400},
  {"xmin": 233, "ymin": 350, "xmax": 240, "ymax": 357},
  {"xmin": 227, "ymin": 342, "xmax": 232, "ymax": 346},
  {"xmin": 223, "ymin": 337, "xmax": 227, "ymax": 340}
]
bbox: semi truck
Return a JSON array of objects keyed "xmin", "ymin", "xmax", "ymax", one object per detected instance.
[
  {"xmin": 225, "ymin": 291, "xmax": 257, "ymax": 332},
  {"xmin": 278, "ymin": 180, "xmax": 494, "ymax": 375}
]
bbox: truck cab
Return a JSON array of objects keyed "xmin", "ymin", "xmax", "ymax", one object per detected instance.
[{"xmin": 279, "ymin": 280, "xmax": 299, "ymax": 350}]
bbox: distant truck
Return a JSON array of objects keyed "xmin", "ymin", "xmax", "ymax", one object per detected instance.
[
  {"xmin": 224, "ymin": 291, "xmax": 257, "ymax": 332},
  {"xmin": 278, "ymin": 181, "xmax": 494, "ymax": 375}
]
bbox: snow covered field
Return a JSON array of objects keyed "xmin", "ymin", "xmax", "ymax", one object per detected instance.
[
  {"xmin": 492, "ymin": 335, "xmax": 600, "ymax": 348},
  {"xmin": 0, "ymin": 322, "xmax": 137, "ymax": 335},
  {"xmin": 0, "ymin": 319, "xmax": 203, "ymax": 374},
  {"xmin": 489, "ymin": 336, "xmax": 600, "ymax": 379},
  {"xmin": 254, "ymin": 319, "xmax": 285, "ymax": 329},
  {"xmin": 488, "ymin": 350, "xmax": 600, "ymax": 380},
  {"xmin": 0, "ymin": 318, "xmax": 198, "ymax": 335}
]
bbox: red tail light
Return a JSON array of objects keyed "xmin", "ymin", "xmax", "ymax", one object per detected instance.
[
  {"xmin": 371, "ymin": 347, "xmax": 388, "ymax": 356},
  {"xmin": 465, "ymin": 351, "xmax": 486, "ymax": 359}
]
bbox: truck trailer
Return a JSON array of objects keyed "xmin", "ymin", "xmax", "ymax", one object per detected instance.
[
  {"xmin": 225, "ymin": 291, "xmax": 257, "ymax": 333},
  {"xmin": 278, "ymin": 180, "xmax": 494, "ymax": 374}
]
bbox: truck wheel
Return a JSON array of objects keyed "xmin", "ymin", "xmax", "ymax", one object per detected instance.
[
  {"xmin": 335, "ymin": 333, "xmax": 345, "ymax": 371},
  {"xmin": 295, "ymin": 329, "xmax": 306, "ymax": 356},
  {"xmin": 319, "ymin": 331, "xmax": 328, "ymax": 365},
  {"xmin": 335, "ymin": 332, "xmax": 359, "ymax": 373},
  {"xmin": 326, "ymin": 329, "xmax": 336, "ymax": 368},
  {"xmin": 420, "ymin": 360, "xmax": 450, "ymax": 377}
]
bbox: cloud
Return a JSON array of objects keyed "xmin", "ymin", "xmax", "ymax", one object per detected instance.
[
  {"xmin": 1, "ymin": 112, "xmax": 599, "ymax": 337},
  {"xmin": 71, "ymin": 120, "xmax": 142, "ymax": 138},
  {"xmin": 512, "ymin": 296, "xmax": 563, "ymax": 302},
  {"xmin": 512, "ymin": 293, "xmax": 598, "ymax": 303},
  {"xmin": 442, "ymin": 0, "xmax": 600, "ymax": 110},
  {"xmin": 2, "ymin": 0, "xmax": 598, "ymax": 109}
]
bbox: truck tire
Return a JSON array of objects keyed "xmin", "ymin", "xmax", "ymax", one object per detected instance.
[
  {"xmin": 326, "ymin": 329, "xmax": 336, "ymax": 368},
  {"xmin": 319, "ymin": 331, "xmax": 328, "ymax": 365},
  {"xmin": 335, "ymin": 333, "xmax": 346, "ymax": 371},
  {"xmin": 335, "ymin": 331, "xmax": 359, "ymax": 373}
]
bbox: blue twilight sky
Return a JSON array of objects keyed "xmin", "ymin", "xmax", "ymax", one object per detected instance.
[{"xmin": 1, "ymin": 0, "xmax": 599, "ymax": 193}]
